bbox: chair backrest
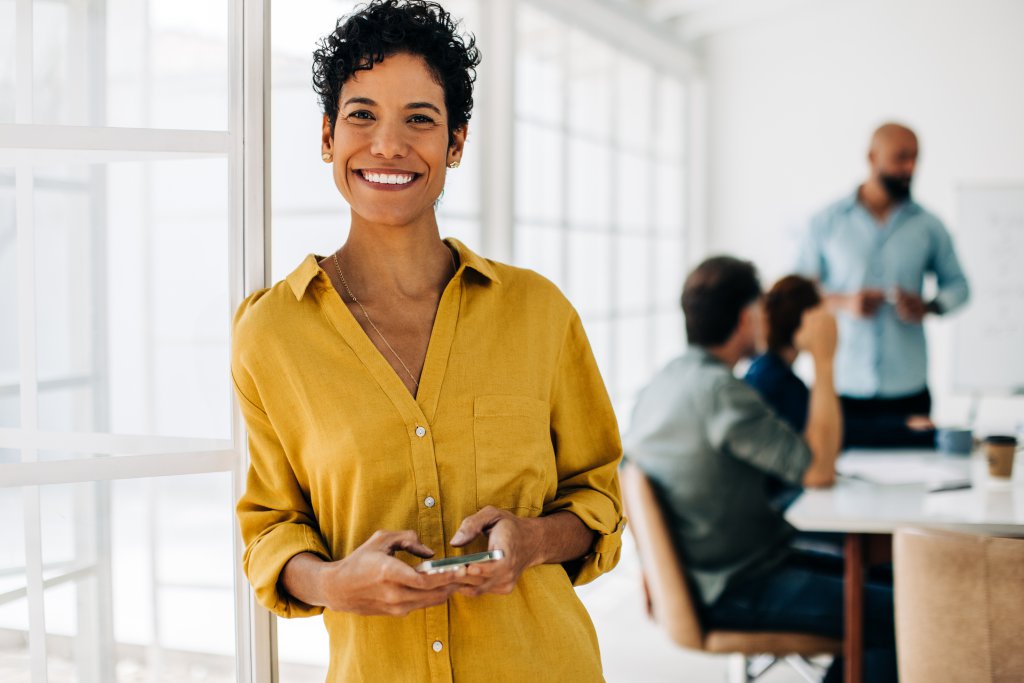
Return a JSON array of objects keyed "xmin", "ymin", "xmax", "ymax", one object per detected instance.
[
  {"xmin": 894, "ymin": 527, "xmax": 1024, "ymax": 683},
  {"xmin": 620, "ymin": 462, "xmax": 705, "ymax": 650}
]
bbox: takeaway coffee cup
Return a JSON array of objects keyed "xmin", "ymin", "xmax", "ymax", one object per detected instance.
[{"xmin": 984, "ymin": 435, "xmax": 1018, "ymax": 479}]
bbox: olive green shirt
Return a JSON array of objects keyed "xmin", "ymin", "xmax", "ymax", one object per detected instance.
[{"xmin": 623, "ymin": 347, "xmax": 811, "ymax": 605}]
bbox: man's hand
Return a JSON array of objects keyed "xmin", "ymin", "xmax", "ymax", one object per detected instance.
[
  {"xmin": 282, "ymin": 531, "xmax": 481, "ymax": 617},
  {"xmin": 894, "ymin": 289, "xmax": 928, "ymax": 323},
  {"xmin": 449, "ymin": 506, "xmax": 542, "ymax": 597},
  {"xmin": 848, "ymin": 289, "xmax": 886, "ymax": 318},
  {"xmin": 794, "ymin": 306, "xmax": 838, "ymax": 361},
  {"xmin": 906, "ymin": 415, "xmax": 935, "ymax": 431}
]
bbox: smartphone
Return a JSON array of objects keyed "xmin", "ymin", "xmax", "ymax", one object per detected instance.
[{"xmin": 415, "ymin": 550, "xmax": 505, "ymax": 574}]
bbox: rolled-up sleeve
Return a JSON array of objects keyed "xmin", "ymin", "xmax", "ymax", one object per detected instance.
[
  {"xmin": 930, "ymin": 221, "xmax": 970, "ymax": 315},
  {"xmin": 543, "ymin": 311, "xmax": 625, "ymax": 586},
  {"xmin": 233, "ymin": 368, "xmax": 331, "ymax": 618}
]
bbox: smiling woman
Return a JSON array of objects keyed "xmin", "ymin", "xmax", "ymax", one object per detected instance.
[{"xmin": 231, "ymin": 1, "xmax": 625, "ymax": 681}]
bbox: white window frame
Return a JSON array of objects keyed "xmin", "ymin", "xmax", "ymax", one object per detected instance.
[{"xmin": 0, "ymin": 0, "xmax": 276, "ymax": 681}]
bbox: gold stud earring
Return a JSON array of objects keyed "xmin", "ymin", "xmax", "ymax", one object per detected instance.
[
  {"xmin": 322, "ymin": 153, "xmax": 332, "ymax": 162},
  {"xmin": 447, "ymin": 160, "xmax": 460, "ymax": 169}
]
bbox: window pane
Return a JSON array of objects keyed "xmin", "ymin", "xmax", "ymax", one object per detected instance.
[
  {"xmin": 515, "ymin": 5, "xmax": 564, "ymax": 126},
  {"xmin": 567, "ymin": 230, "xmax": 611, "ymax": 318},
  {"xmin": 654, "ymin": 236, "xmax": 686, "ymax": 308},
  {"xmin": 25, "ymin": 473, "xmax": 236, "ymax": 681},
  {"xmin": 34, "ymin": 160, "xmax": 231, "ymax": 439},
  {"xmin": 616, "ymin": 151, "xmax": 651, "ymax": 233},
  {"xmin": 438, "ymin": 217, "xmax": 481, "ymax": 254},
  {"xmin": 567, "ymin": 137, "xmax": 611, "ymax": 230},
  {"xmin": 655, "ymin": 76, "xmax": 686, "ymax": 161},
  {"xmin": 0, "ymin": 487, "xmax": 25, "ymax": 586},
  {"xmin": 567, "ymin": 30, "xmax": 612, "ymax": 141},
  {"xmin": 654, "ymin": 309, "xmax": 685, "ymax": 367},
  {"xmin": 580, "ymin": 315, "xmax": 612, "ymax": 388},
  {"xmin": 278, "ymin": 615, "xmax": 330, "ymax": 682},
  {"xmin": 515, "ymin": 122, "xmax": 563, "ymax": 226},
  {"xmin": 270, "ymin": 0, "xmax": 355, "ymax": 285},
  {"xmin": 0, "ymin": 598, "xmax": 28, "ymax": 677},
  {"xmin": 514, "ymin": 223, "xmax": 564, "ymax": 291},
  {"xmin": 615, "ymin": 313, "xmax": 651, "ymax": 413},
  {"xmin": 616, "ymin": 234, "xmax": 651, "ymax": 314},
  {"xmin": 0, "ymin": 0, "xmax": 13, "ymax": 123},
  {"xmin": 272, "ymin": 214, "xmax": 351, "ymax": 284},
  {"xmin": 615, "ymin": 56, "xmax": 654, "ymax": 152},
  {"xmin": 654, "ymin": 161, "xmax": 684, "ymax": 235},
  {"xmin": 0, "ymin": 169, "xmax": 16, "ymax": 428},
  {"xmin": 33, "ymin": 0, "xmax": 230, "ymax": 129}
]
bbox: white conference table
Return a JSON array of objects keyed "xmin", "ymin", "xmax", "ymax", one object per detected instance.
[{"xmin": 785, "ymin": 448, "xmax": 1024, "ymax": 683}]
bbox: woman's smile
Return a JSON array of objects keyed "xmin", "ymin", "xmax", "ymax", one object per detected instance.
[{"xmin": 355, "ymin": 168, "xmax": 422, "ymax": 190}]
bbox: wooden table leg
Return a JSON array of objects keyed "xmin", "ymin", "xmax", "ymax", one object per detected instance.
[{"xmin": 844, "ymin": 533, "xmax": 865, "ymax": 683}]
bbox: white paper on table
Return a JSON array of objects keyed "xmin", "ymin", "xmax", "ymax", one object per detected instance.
[{"xmin": 836, "ymin": 452, "xmax": 970, "ymax": 485}]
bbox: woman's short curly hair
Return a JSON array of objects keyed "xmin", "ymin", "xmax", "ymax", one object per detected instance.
[{"xmin": 312, "ymin": 0, "xmax": 481, "ymax": 146}]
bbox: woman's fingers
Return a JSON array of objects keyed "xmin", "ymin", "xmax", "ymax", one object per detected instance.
[
  {"xmin": 367, "ymin": 529, "xmax": 435, "ymax": 558},
  {"xmin": 450, "ymin": 506, "xmax": 504, "ymax": 546}
]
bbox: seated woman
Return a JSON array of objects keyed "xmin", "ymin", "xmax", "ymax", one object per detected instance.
[{"xmin": 746, "ymin": 275, "xmax": 935, "ymax": 448}]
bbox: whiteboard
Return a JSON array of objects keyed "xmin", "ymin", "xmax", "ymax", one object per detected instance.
[{"xmin": 952, "ymin": 185, "xmax": 1024, "ymax": 393}]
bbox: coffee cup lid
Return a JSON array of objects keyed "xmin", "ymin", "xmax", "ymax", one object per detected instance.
[{"xmin": 984, "ymin": 435, "xmax": 1018, "ymax": 445}]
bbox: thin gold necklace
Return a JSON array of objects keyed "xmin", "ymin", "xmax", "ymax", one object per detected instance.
[{"xmin": 332, "ymin": 247, "xmax": 458, "ymax": 390}]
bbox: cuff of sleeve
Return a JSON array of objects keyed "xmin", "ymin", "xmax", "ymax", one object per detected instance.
[
  {"xmin": 571, "ymin": 516, "xmax": 626, "ymax": 586},
  {"xmin": 933, "ymin": 289, "xmax": 965, "ymax": 315},
  {"xmin": 244, "ymin": 523, "xmax": 332, "ymax": 618},
  {"xmin": 546, "ymin": 490, "xmax": 625, "ymax": 586}
]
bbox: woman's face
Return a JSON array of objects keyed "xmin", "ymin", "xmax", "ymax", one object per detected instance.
[{"xmin": 322, "ymin": 52, "xmax": 466, "ymax": 229}]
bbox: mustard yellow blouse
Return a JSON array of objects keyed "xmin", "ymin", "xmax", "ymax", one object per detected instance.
[{"xmin": 232, "ymin": 239, "xmax": 624, "ymax": 682}]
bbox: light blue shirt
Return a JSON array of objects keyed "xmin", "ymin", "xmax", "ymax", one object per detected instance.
[{"xmin": 796, "ymin": 189, "xmax": 969, "ymax": 398}]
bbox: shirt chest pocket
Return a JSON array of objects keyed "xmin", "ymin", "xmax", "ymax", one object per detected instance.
[{"xmin": 473, "ymin": 395, "xmax": 555, "ymax": 514}]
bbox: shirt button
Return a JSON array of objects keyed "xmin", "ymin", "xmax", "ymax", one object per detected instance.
[
  {"xmin": 415, "ymin": 426, "xmax": 426, "ymax": 438},
  {"xmin": 424, "ymin": 496, "xmax": 436, "ymax": 508},
  {"xmin": 432, "ymin": 640, "xmax": 443, "ymax": 653}
]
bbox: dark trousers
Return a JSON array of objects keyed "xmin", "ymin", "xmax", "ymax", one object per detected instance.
[
  {"xmin": 704, "ymin": 550, "xmax": 897, "ymax": 683},
  {"xmin": 841, "ymin": 387, "xmax": 935, "ymax": 448}
]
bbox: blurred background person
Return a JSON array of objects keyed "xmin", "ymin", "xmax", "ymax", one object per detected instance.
[
  {"xmin": 796, "ymin": 123, "xmax": 969, "ymax": 447},
  {"xmin": 625, "ymin": 258, "xmax": 896, "ymax": 683},
  {"xmin": 747, "ymin": 274, "xmax": 935, "ymax": 449}
]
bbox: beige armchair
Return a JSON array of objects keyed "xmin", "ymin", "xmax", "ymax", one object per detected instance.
[
  {"xmin": 894, "ymin": 528, "xmax": 1024, "ymax": 683},
  {"xmin": 621, "ymin": 462, "xmax": 842, "ymax": 682}
]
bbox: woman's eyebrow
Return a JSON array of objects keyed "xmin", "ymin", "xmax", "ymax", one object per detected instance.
[
  {"xmin": 406, "ymin": 102, "xmax": 442, "ymax": 115},
  {"xmin": 342, "ymin": 96, "xmax": 376, "ymax": 108}
]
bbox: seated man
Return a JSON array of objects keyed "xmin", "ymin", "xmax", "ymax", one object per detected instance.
[
  {"xmin": 624, "ymin": 257, "xmax": 896, "ymax": 683},
  {"xmin": 746, "ymin": 274, "xmax": 936, "ymax": 447}
]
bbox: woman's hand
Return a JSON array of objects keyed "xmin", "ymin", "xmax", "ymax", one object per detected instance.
[
  {"xmin": 282, "ymin": 530, "xmax": 481, "ymax": 617},
  {"xmin": 449, "ymin": 506, "xmax": 542, "ymax": 597}
]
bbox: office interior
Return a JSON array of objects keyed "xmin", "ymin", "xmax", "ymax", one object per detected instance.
[{"xmin": 1, "ymin": 0, "xmax": 1022, "ymax": 681}]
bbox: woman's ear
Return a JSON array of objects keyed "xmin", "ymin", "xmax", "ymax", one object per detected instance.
[
  {"xmin": 321, "ymin": 114, "xmax": 333, "ymax": 156},
  {"xmin": 448, "ymin": 124, "xmax": 468, "ymax": 166}
]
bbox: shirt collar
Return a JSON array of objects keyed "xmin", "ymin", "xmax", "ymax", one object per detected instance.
[
  {"xmin": 446, "ymin": 237, "xmax": 502, "ymax": 284},
  {"xmin": 688, "ymin": 345, "xmax": 724, "ymax": 366},
  {"xmin": 844, "ymin": 185, "xmax": 922, "ymax": 216},
  {"xmin": 284, "ymin": 237, "xmax": 501, "ymax": 301}
]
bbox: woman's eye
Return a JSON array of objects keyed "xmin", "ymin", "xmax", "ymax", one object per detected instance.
[
  {"xmin": 346, "ymin": 110, "xmax": 374, "ymax": 121},
  {"xmin": 409, "ymin": 114, "xmax": 435, "ymax": 124}
]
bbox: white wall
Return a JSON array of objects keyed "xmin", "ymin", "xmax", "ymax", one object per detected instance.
[{"xmin": 696, "ymin": 0, "xmax": 1024, "ymax": 430}]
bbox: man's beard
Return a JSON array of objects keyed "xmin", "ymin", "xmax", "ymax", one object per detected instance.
[{"xmin": 879, "ymin": 173, "xmax": 912, "ymax": 202}]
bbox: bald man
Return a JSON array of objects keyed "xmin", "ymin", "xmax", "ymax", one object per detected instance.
[{"xmin": 795, "ymin": 123, "xmax": 969, "ymax": 447}]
